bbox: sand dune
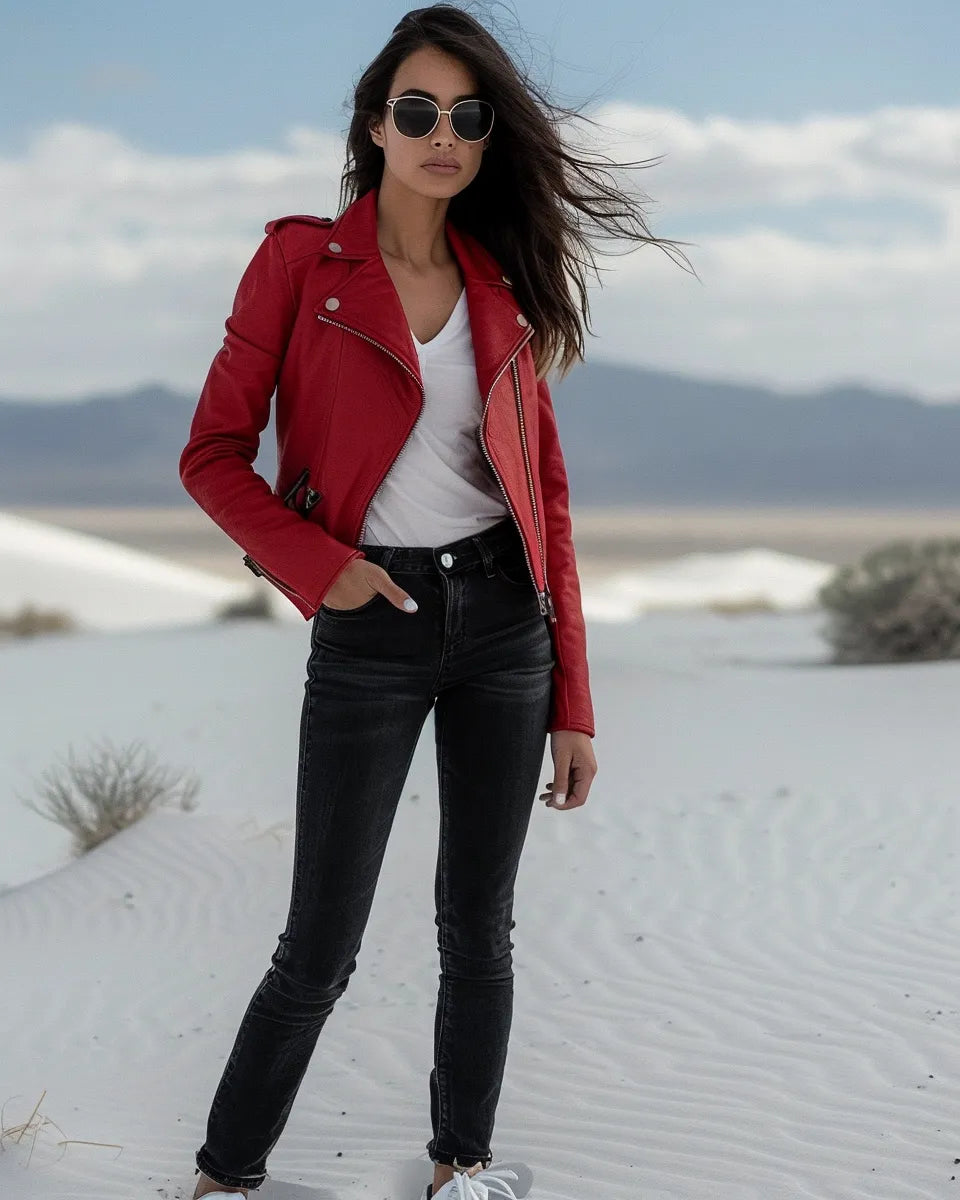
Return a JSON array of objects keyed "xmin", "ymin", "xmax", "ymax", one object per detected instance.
[
  {"xmin": 3, "ymin": 507, "xmax": 838, "ymax": 631},
  {"xmin": 0, "ymin": 510, "xmax": 297, "ymax": 629},
  {"xmin": 2, "ymin": 604, "xmax": 959, "ymax": 1198}
]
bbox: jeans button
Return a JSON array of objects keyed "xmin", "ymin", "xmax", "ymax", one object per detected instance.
[{"xmin": 440, "ymin": 552, "xmax": 454, "ymax": 568}]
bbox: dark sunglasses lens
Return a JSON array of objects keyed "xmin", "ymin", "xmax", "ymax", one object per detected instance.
[
  {"xmin": 392, "ymin": 97, "xmax": 439, "ymax": 137},
  {"xmin": 451, "ymin": 100, "xmax": 494, "ymax": 140}
]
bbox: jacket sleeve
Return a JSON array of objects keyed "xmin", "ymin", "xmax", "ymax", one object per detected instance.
[
  {"xmin": 537, "ymin": 375, "xmax": 596, "ymax": 737},
  {"xmin": 178, "ymin": 229, "xmax": 364, "ymax": 618}
]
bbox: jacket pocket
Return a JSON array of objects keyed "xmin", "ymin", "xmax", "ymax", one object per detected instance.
[{"xmin": 280, "ymin": 466, "xmax": 323, "ymax": 516}]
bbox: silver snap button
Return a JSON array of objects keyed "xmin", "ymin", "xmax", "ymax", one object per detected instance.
[
  {"xmin": 440, "ymin": 552, "xmax": 454, "ymax": 568},
  {"xmin": 324, "ymin": 297, "xmax": 340, "ymax": 310},
  {"xmin": 327, "ymin": 242, "xmax": 342, "ymax": 252},
  {"xmin": 516, "ymin": 313, "xmax": 528, "ymax": 326}
]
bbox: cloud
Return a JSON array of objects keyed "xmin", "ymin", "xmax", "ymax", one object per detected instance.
[
  {"xmin": 575, "ymin": 104, "xmax": 959, "ymax": 399},
  {"xmin": 589, "ymin": 103, "xmax": 959, "ymax": 210},
  {"xmin": 1, "ymin": 106, "xmax": 957, "ymax": 401}
]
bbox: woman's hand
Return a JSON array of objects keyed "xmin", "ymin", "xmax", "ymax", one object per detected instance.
[
  {"xmin": 322, "ymin": 560, "xmax": 418, "ymax": 612},
  {"xmin": 539, "ymin": 730, "xmax": 597, "ymax": 810}
]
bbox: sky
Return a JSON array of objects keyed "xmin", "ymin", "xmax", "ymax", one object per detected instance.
[{"xmin": 2, "ymin": 0, "xmax": 958, "ymax": 402}]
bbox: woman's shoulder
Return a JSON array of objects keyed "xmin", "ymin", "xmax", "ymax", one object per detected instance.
[
  {"xmin": 264, "ymin": 213, "xmax": 335, "ymax": 235},
  {"xmin": 263, "ymin": 214, "xmax": 338, "ymax": 265}
]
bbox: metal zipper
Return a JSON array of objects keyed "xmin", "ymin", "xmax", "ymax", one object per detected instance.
[
  {"xmin": 509, "ymin": 356, "xmax": 554, "ymax": 619},
  {"xmin": 476, "ymin": 330, "xmax": 554, "ymax": 620},
  {"xmin": 316, "ymin": 314, "xmax": 425, "ymax": 544},
  {"xmin": 281, "ymin": 466, "xmax": 323, "ymax": 513},
  {"xmin": 242, "ymin": 553, "xmax": 312, "ymax": 604},
  {"xmin": 282, "ymin": 466, "xmax": 309, "ymax": 508},
  {"xmin": 242, "ymin": 468, "xmax": 324, "ymax": 600}
]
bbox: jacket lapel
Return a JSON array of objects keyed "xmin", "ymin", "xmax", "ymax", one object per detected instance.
[{"xmin": 314, "ymin": 187, "xmax": 533, "ymax": 400}]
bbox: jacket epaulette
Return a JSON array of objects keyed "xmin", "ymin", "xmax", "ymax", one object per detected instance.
[{"xmin": 264, "ymin": 214, "xmax": 334, "ymax": 235}]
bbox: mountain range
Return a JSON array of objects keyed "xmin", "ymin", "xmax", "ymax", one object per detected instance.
[{"xmin": 1, "ymin": 363, "xmax": 957, "ymax": 507}]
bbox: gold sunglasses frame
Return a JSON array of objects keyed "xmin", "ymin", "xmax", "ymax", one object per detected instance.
[{"xmin": 384, "ymin": 96, "xmax": 495, "ymax": 143}]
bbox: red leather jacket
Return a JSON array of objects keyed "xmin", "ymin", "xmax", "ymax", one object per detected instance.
[{"xmin": 179, "ymin": 186, "xmax": 595, "ymax": 737}]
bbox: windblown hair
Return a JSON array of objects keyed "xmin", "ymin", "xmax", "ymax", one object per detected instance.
[{"xmin": 338, "ymin": 2, "xmax": 694, "ymax": 380}]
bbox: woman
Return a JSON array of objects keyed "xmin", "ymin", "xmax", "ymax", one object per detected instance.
[{"xmin": 180, "ymin": 5, "xmax": 688, "ymax": 1197}]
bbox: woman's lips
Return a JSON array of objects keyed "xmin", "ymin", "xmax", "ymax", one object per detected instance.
[{"xmin": 422, "ymin": 163, "xmax": 460, "ymax": 173}]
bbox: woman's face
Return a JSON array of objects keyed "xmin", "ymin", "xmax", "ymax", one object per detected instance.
[{"xmin": 369, "ymin": 44, "xmax": 490, "ymax": 198}]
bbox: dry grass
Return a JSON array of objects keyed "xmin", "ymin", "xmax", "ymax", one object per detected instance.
[
  {"xmin": 0, "ymin": 1088, "xmax": 122, "ymax": 1169},
  {"xmin": 16, "ymin": 738, "xmax": 201, "ymax": 855}
]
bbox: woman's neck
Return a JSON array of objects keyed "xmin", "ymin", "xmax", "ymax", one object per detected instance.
[{"xmin": 375, "ymin": 174, "xmax": 452, "ymax": 270}]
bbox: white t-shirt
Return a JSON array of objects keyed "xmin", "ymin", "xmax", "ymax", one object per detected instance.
[{"xmin": 361, "ymin": 287, "xmax": 510, "ymax": 547}]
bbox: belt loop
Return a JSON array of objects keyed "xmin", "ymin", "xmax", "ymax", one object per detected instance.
[{"xmin": 472, "ymin": 533, "xmax": 496, "ymax": 578}]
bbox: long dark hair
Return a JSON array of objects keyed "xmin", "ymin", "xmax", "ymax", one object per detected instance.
[{"xmin": 338, "ymin": 2, "xmax": 695, "ymax": 380}]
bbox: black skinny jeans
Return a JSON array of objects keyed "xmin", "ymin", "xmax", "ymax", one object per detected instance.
[{"xmin": 195, "ymin": 515, "xmax": 555, "ymax": 1190}]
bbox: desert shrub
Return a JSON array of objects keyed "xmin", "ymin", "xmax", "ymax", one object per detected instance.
[
  {"xmin": 0, "ymin": 603, "xmax": 76, "ymax": 637},
  {"xmin": 216, "ymin": 588, "xmax": 275, "ymax": 620},
  {"xmin": 817, "ymin": 537, "xmax": 960, "ymax": 663},
  {"xmin": 16, "ymin": 737, "xmax": 201, "ymax": 855}
]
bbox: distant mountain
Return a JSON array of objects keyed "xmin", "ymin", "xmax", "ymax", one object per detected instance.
[
  {"xmin": 0, "ymin": 383, "xmax": 208, "ymax": 506},
  {"xmin": 557, "ymin": 365, "xmax": 960, "ymax": 506},
  {"xmin": 1, "ymin": 366, "xmax": 958, "ymax": 507}
]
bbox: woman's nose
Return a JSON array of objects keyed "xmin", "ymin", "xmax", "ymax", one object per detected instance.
[{"xmin": 433, "ymin": 113, "xmax": 456, "ymax": 143}]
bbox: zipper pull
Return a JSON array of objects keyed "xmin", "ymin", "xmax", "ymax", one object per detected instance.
[
  {"xmin": 540, "ymin": 587, "xmax": 556, "ymax": 620},
  {"xmin": 304, "ymin": 488, "xmax": 323, "ymax": 512}
]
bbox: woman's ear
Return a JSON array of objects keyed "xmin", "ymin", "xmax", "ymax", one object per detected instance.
[{"xmin": 369, "ymin": 116, "xmax": 384, "ymax": 150}]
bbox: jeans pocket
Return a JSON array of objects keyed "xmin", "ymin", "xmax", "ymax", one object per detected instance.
[
  {"xmin": 319, "ymin": 590, "xmax": 385, "ymax": 616},
  {"xmin": 493, "ymin": 554, "xmax": 533, "ymax": 588}
]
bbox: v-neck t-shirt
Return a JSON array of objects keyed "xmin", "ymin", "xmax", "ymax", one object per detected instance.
[{"xmin": 360, "ymin": 287, "xmax": 510, "ymax": 547}]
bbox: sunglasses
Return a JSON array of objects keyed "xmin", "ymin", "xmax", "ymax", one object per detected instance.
[{"xmin": 385, "ymin": 96, "xmax": 495, "ymax": 143}]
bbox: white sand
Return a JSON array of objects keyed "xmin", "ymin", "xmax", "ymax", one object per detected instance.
[
  {"xmin": 579, "ymin": 548, "xmax": 832, "ymax": 620},
  {"xmin": 0, "ymin": 511, "xmax": 298, "ymax": 630},
  {"xmin": 2, "ymin": 526, "xmax": 959, "ymax": 1198}
]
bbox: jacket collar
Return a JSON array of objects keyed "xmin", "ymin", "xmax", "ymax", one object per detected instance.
[{"xmin": 314, "ymin": 186, "xmax": 533, "ymax": 397}]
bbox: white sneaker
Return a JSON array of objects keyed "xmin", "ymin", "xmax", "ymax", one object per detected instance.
[{"xmin": 420, "ymin": 1161, "xmax": 532, "ymax": 1200}]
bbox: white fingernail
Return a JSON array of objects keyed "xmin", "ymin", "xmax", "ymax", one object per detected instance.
[
  {"xmin": 403, "ymin": 597, "xmax": 418, "ymax": 612},
  {"xmin": 555, "ymin": 793, "xmax": 566, "ymax": 803}
]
